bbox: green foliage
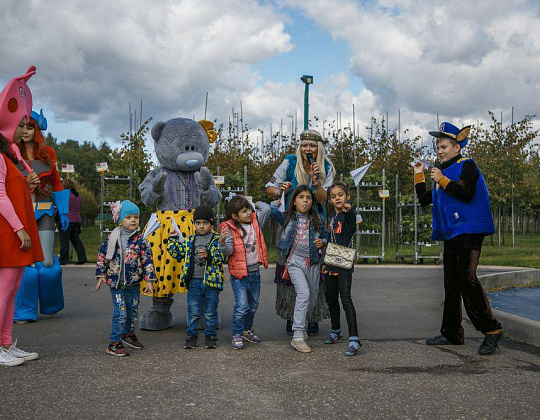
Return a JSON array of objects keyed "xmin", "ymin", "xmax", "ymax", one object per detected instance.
[
  {"xmin": 109, "ymin": 118, "xmax": 154, "ymax": 207},
  {"xmin": 44, "ymin": 110, "xmax": 540, "ymax": 247},
  {"xmin": 52, "ymin": 139, "xmax": 113, "ymax": 196},
  {"xmin": 77, "ymin": 183, "xmax": 99, "ymax": 223}
]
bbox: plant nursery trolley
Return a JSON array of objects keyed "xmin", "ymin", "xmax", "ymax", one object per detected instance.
[{"xmin": 355, "ymin": 169, "xmax": 386, "ymax": 264}]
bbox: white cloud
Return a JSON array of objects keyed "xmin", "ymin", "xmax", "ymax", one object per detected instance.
[
  {"xmin": 2, "ymin": 0, "xmax": 538, "ymax": 153},
  {"xmin": 0, "ymin": 0, "xmax": 293, "ymax": 141},
  {"xmin": 285, "ymin": 0, "xmax": 540, "ymax": 133}
]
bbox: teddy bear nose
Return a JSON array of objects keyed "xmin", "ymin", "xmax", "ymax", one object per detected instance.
[{"xmin": 186, "ymin": 159, "xmax": 199, "ymax": 168}]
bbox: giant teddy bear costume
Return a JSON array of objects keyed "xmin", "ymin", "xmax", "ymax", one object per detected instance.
[{"xmin": 138, "ymin": 117, "xmax": 221, "ymax": 330}]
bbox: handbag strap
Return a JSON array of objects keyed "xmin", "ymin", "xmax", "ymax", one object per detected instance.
[{"xmin": 330, "ymin": 214, "xmax": 354, "ymax": 248}]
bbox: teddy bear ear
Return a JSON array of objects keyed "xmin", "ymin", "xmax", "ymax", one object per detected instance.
[
  {"xmin": 199, "ymin": 119, "xmax": 218, "ymax": 143},
  {"xmin": 456, "ymin": 125, "xmax": 471, "ymax": 143},
  {"xmin": 151, "ymin": 121, "xmax": 166, "ymax": 141}
]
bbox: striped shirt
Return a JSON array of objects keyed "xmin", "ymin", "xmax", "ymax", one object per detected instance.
[{"xmin": 68, "ymin": 192, "xmax": 82, "ymax": 223}]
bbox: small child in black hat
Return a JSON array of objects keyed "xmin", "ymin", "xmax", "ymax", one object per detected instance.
[{"xmin": 166, "ymin": 205, "xmax": 225, "ymax": 349}]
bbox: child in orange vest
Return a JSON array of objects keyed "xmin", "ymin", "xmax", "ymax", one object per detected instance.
[{"xmin": 219, "ymin": 195, "xmax": 271, "ymax": 350}]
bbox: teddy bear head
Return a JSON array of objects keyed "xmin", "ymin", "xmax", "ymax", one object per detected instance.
[{"xmin": 151, "ymin": 117, "xmax": 216, "ymax": 172}]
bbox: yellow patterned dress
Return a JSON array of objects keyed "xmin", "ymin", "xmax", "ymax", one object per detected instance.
[{"xmin": 140, "ymin": 210, "xmax": 194, "ymax": 297}]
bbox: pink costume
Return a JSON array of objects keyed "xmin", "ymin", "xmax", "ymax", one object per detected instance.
[{"xmin": 0, "ymin": 66, "xmax": 42, "ymax": 346}]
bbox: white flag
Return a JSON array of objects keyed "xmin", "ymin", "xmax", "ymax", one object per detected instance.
[
  {"xmin": 350, "ymin": 163, "xmax": 372, "ymax": 186},
  {"xmin": 412, "ymin": 159, "xmax": 433, "ymax": 169},
  {"xmin": 279, "ymin": 191, "xmax": 286, "ymax": 212},
  {"xmin": 142, "ymin": 213, "xmax": 160, "ymax": 240},
  {"xmin": 171, "ymin": 218, "xmax": 184, "ymax": 242}
]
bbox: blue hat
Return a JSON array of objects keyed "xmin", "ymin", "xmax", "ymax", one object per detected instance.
[
  {"xmin": 31, "ymin": 109, "xmax": 47, "ymax": 131},
  {"xmin": 118, "ymin": 200, "xmax": 139, "ymax": 224},
  {"xmin": 429, "ymin": 122, "xmax": 472, "ymax": 148}
]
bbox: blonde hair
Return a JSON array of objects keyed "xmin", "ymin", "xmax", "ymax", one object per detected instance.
[{"xmin": 294, "ymin": 141, "xmax": 335, "ymax": 186}]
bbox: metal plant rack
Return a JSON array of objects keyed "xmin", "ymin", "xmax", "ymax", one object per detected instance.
[
  {"xmin": 215, "ymin": 165, "xmax": 248, "ymax": 227},
  {"xmin": 355, "ymin": 169, "xmax": 386, "ymax": 264},
  {"xmin": 395, "ymin": 174, "xmax": 442, "ymax": 264},
  {"xmin": 99, "ymin": 175, "xmax": 132, "ymax": 242}
]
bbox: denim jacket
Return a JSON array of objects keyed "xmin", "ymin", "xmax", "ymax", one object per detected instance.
[{"xmin": 274, "ymin": 211, "xmax": 328, "ymax": 265}]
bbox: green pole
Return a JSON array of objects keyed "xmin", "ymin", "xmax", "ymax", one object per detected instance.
[
  {"xmin": 304, "ymin": 83, "xmax": 309, "ymax": 130},
  {"xmin": 300, "ymin": 75, "xmax": 313, "ymax": 130}
]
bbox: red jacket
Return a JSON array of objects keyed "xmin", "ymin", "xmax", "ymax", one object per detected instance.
[{"xmin": 219, "ymin": 214, "xmax": 268, "ymax": 278}]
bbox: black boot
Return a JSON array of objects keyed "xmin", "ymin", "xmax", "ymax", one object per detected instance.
[
  {"xmin": 286, "ymin": 320, "xmax": 293, "ymax": 336},
  {"xmin": 307, "ymin": 322, "xmax": 319, "ymax": 336}
]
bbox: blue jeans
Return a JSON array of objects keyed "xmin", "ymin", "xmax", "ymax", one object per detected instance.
[
  {"xmin": 110, "ymin": 285, "xmax": 140, "ymax": 343},
  {"xmin": 230, "ymin": 270, "xmax": 261, "ymax": 336},
  {"xmin": 186, "ymin": 278, "xmax": 220, "ymax": 337}
]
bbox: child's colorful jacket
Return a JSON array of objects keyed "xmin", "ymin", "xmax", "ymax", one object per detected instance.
[
  {"xmin": 96, "ymin": 227, "xmax": 156, "ymax": 289},
  {"xmin": 166, "ymin": 232, "xmax": 225, "ymax": 290}
]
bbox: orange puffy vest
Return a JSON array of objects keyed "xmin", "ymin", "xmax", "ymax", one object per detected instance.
[{"xmin": 220, "ymin": 213, "xmax": 268, "ymax": 278}]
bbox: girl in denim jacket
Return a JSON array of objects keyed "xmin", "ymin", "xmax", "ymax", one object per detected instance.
[{"xmin": 274, "ymin": 185, "xmax": 328, "ymax": 353}]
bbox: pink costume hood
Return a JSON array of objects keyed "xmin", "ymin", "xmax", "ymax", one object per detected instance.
[{"xmin": 0, "ymin": 66, "xmax": 36, "ymax": 172}]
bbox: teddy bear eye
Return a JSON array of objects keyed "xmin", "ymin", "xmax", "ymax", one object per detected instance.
[
  {"xmin": 185, "ymin": 146, "xmax": 189, "ymax": 151},
  {"xmin": 191, "ymin": 146, "xmax": 195, "ymax": 151}
]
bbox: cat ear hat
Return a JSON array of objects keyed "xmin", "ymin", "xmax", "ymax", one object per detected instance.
[
  {"xmin": 429, "ymin": 122, "xmax": 472, "ymax": 149},
  {"xmin": 31, "ymin": 109, "xmax": 47, "ymax": 131},
  {"xmin": 0, "ymin": 66, "xmax": 36, "ymax": 172}
]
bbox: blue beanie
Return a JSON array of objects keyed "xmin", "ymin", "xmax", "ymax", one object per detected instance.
[{"xmin": 119, "ymin": 200, "xmax": 139, "ymax": 224}]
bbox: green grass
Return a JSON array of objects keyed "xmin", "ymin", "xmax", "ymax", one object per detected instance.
[
  {"xmin": 54, "ymin": 225, "xmax": 103, "ymax": 264},
  {"xmin": 55, "ymin": 224, "xmax": 540, "ymax": 269},
  {"xmin": 479, "ymin": 234, "xmax": 540, "ymax": 268}
]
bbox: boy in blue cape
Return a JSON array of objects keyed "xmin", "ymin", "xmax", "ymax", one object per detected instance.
[{"xmin": 414, "ymin": 122, "xmax": 502, "ymax": 355}]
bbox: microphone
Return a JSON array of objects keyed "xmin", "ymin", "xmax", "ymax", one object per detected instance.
[{"xmin": 306, "ymin": 153, "xmax": 319, "ymax": 180}]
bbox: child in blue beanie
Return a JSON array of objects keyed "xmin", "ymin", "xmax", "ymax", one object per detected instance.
[{"xmin": 96, "ymin": 200, "xmax": 156, "ymax": 356}]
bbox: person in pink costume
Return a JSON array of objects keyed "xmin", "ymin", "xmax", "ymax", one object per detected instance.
[{"xmin": 0, "ymin": 66, "xmax": 43, "ymax": 367}]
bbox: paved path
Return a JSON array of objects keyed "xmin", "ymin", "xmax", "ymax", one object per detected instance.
[{"xmin": 2, "ymin": 265, "xmax": 539, "ymax": 419}]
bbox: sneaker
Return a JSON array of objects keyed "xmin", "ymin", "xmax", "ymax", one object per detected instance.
[
  {"xmin": 425, "ymin": 335, "xmax": 462, "ymax": 346},
  {"xmin": 106, "ymin": 342, "xmax": 129, "ymax": 357},
  {"xmin": 242, "ymin": 330, "xmax": 261, "ymax": 344},
  {"xmin": 5, "ymin": 340, "xmax": 38, "ymax": 361},
  {"xmin": 324, "ymin": 330, "xmax": 343, "ymax": 344},
  {"xmin": 231, "ymin": 334, "xmax": 244, "ymax": 350},
  {"xmin": 15, "ymin": 320, "xmax": 30, "ymax": 325},
  {"xmin": 0, "ymin": 348, "xmax": 24, "ymax": 367},
  {"xmin": 291, "ymin": 338, "xmax": 312, "ymax": 353},
  {"xmin": 478, "ymin": 331, "xmax": 503, "ymax": 355},
  {"xmin": 122, "ymin": 333, "xmax": 143, "ymax": 349},
  {"xmin": 184, "ymin": 336, "xmax": 198, "ymax": 349},
  {"xmin": 344, "ymin": 339, "xmax": 362, "ymax": 357},
  {"xmin": 205, "ymin": 335, "xmax": 218, "ymax": 349}
]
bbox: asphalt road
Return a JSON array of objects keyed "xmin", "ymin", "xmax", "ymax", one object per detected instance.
[{"xmin": 2, "ymin": 265, "xmax": 539, "ymax": 419}]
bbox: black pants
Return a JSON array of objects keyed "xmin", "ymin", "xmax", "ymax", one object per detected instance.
[
  {"xmin": 324, "ymin": 272, "xmax": 359, "ymax": 337},
  {"xmin": 441, "ymin": 245, "xmax": 501, "ymax": 344},
  {"xmin": 59, "ymin": 222, "xmax": 87, "ymax": 264}
]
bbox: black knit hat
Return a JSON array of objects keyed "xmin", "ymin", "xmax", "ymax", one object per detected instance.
[{"xmin": 193, "ymin": 205, "xmax": 215, "ymax": 224}]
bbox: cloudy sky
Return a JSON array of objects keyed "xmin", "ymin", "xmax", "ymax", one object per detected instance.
[{"xmin": 1, "ymin": 0, "xmax": 539, "ymax": 149}]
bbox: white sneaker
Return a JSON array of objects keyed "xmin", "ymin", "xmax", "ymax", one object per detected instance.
[
  {"xmin": 291, "ymin": 338, "xmax": 312, "ymax": 353},
  {"xmin": 6, "ymin": 340, "xmax": 39, "ymax": 361},
  {"xmin": 0, "ymin": 348, "xmax": 25, "ymax": 367}
]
